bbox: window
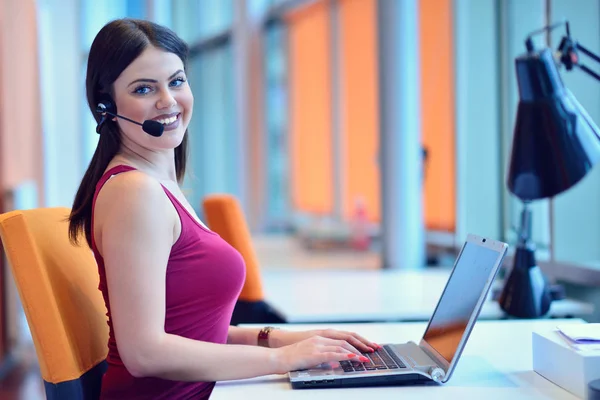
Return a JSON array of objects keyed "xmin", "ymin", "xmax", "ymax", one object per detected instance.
[
  {"xmin": 500, "ymin": 0, "xmax": 600, "ymax": 270},
  {"xmin": 80, "ymin": 0, "xmax": 148, "ymax": 165},
  {"xmin": 184, "ymin": 46, "xmax": 238, "ymax": 212},
  {"xmin": 172, "ymin": 0, "xmax": 238, "ymax": 217},
  {"xmin": 264, "ymin": 20, "xmax": 291, "ymax": 229},
  {"xmin": 171, "ymin": 0, "xmax": 232, "ymax": 43},
  {"xmin": 549, "ymin": 0, "xmax": 600, "ymax": 267}
]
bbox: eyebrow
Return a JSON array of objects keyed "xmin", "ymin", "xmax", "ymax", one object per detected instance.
[{"xmin": 127, "ymin": 69, "xmax": 184, "ymax": 87}]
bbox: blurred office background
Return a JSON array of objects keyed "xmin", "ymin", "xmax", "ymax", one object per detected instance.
[{"xmin": 1, "ymin": 0, "xmax": 600, "ymax": 396}]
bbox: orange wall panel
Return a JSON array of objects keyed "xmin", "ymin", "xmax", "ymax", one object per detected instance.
[
  {"xmin": 0, "ymin": 0, "xmax": 43, "ymax": 366},
  {"xmin": 0, "ymin": 0, "xmax": 44, "ymax": 195},
  {"xmin": 420, "ymin": 0, "xmax": 456, "ymax": 232},
  {"xmin": 287, "ymin": 1, "xmax": 333, "ymax": 214},
  {"xmin": 286, "ymin": 0, "xmax": 456, "ymax": 229},
  {"xmin": 339, "ymin": 0, "xmax": 380, "ymax": 222}
]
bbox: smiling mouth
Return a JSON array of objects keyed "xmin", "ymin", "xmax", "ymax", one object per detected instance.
[{"xmin": 153, "ymin": 113, "xmax": 180, "ymax": 126}]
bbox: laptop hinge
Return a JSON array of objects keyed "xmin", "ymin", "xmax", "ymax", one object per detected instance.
[{"xmin": 416, "ymin": 344, "xmax": 447, "ymax": 382}]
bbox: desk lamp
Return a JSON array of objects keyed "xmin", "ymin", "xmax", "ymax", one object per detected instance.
[{"xmin": 499, "ymin": 21, "xmax": 600, "ymax": 318}]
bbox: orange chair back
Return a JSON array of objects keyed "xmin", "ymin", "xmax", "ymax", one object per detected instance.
[
  {"xmin": 0, "ymin": 207, "xmax": 108, "ymax": 398},
  {"xmin": 202, "ymin": 195, "xmax": 264, "ymax": 302}
]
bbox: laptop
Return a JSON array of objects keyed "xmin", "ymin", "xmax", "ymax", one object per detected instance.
[{"xmin": 289, "ymin": 234, "xmax": 508, "ymax": 389}]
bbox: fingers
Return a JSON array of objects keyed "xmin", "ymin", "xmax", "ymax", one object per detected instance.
[
  {"xmin": 321, "ymin": 350, "xmax": 370, "ymax": 364},
  {"xmin": 319, "ymin": 342, "xmax": 371, "ymax": 363},
  {"xmin": 313, "ymin": 337, "xmax": 369, "ymax": 360},
  {"xmin": 320, "ymin": 345, "xmax": 352, "ymax": 356},
  {"xmin": 320, "ymin": 345, "xmax": 361, "ymax": 357},
  {"xmin": 287, "ymin": 338, "xmax": 373, "ymax": 372},
  {"xmin": 331, "ymin": 338, "xmax": 363, "ymax": 356},
  {"xmin": 341, "ymin": 331, "xmax": 379, "ymax": 351},
  {"xmin": 321, "ymin": 330, "xmax": 379, "ymax": 353},
  {"xmin": 344, "ymin": 332, "xmax": 380, "ymax": 353},
  {"xmin": 315, "ymin": 337, "xmax": 362, "ymax": 356},
  {"xmin": 340, "ymin": 334, "xmax": 374, "ymax": 353}
]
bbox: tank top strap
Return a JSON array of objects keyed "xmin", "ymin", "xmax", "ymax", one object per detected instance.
[{"xmin": 95, "ymin": 165, "xmax": 138, "ymax": 197}]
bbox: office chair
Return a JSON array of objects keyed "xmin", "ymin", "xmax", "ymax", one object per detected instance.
[
  {"xmin": 0, "ymin": 207, "xmax": 108, "ymax": 400},
  {"xmin": 202, "ymin": 195, "xmax": 286, "ymax": 325}
]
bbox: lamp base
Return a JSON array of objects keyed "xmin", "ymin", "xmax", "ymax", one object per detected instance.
[{"xmin": 499, "ymin": 245, "xmax": 552, "ymax": 318}]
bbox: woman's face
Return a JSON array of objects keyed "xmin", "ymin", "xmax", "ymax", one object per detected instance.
[{"xmin": 111, "ymin": 45, "xmax": 193, "ymax": 150}]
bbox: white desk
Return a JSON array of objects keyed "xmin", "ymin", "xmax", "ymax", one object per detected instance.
[
  {"xmin": 263, "ymin": 269, "xmax": 594, "ymax": 323},
  {"xmin": 212, "ymin": 319, "xmax": 583, "ymax": 399}
]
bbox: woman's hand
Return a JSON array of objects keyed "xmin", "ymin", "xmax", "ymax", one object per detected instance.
[
  {"xmin": 270, "ymin": 329, "xmax": 380, "ymax": 354},
  {"xmin": 271, "ymin": 335, "xmax": 372, "ymax": 374}
]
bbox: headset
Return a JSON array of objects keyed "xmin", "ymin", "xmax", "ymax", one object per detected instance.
[{"xmin": 95, "ymin": 95, "xmax": 164, "ymax": 137}]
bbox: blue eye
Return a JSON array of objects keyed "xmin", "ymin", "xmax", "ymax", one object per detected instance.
[
  {"xmin": 170, "ymin": 77, "xmax": 186, "ymax": 87},
  {"xmin": 133, "ymin": 86, "xmax": 152, "ymax": 95}
]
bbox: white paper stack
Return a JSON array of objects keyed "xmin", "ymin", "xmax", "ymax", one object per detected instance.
[
  {"xmin": 557, "ymin": 324, "xmax": 600, "ymax": 352},
  {"xmin": 533, "ymin": 323, "xmax": 600, "ymax": 399}
]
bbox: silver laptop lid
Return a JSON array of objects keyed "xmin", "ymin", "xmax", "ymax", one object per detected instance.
[{"xmin": 418, "ymin": 234, "xmax": 508, "ymax": 383}]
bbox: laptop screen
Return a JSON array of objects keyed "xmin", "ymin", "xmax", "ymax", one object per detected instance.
[{"xmin": 422, "ymin": 241, "xmax": 503, "ymax": 363}]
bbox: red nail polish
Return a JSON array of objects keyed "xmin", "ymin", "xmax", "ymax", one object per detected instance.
[
  {"xmin": 359, "ymin": 356, "xmax": 370, "ymax": 362},
  {"xmin": 347, "ymin": 354, "xmax": 357, "ymax": 358}
]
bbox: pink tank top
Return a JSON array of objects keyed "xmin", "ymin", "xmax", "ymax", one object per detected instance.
[{"xmin": 91, "ymin": 165, "xmax": 246, "ymax": 400}]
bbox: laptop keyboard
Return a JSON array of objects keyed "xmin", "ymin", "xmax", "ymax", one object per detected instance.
[{"xmin": 339, "ymin": 345, "xmax": 406, "ymax": 373}]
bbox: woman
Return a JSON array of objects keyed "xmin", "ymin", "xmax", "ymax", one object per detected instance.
[{"xmin": 69, "ymin": 18, "xmax": 376, "ymax": 400}]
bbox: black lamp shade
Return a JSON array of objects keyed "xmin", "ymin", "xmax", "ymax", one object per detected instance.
[{"xmin": 507, "ymin": 48, "xmax": 600, "ymax": 201}]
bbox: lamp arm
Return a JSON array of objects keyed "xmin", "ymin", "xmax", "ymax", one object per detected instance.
[
  {"xmin": 524, "ymin": 20, "xmax": 568, "ymax": 52},
  {"xmin": 553, "ymin": 21, "xmax": 600, "ymax": 83},
  {"xmin": 576, "ymin": 63, "xmax": 600, "ymax": 82},
  {"xmin": 575, "ymin": 42, "xmax": 600, "ymax": 64},
  {"xmin": 572, "ymin": 42, "xmax": 600, "ymax": 82},
  {"xmin": 526, "ymin": 20, "xmax": 600, "ymax": 82}
]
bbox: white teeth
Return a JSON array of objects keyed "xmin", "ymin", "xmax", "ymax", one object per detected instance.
[{"xmin": 156, "ymin": 115, "xmax": 178, "ymax": 125}]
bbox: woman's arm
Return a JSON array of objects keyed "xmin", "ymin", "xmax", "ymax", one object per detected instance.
[
  {"xmin": 227, "ymin": 326, "xmax": 261, "ymax": 346},
  {"xmin": 228, "ymin": 326, "xmax": 379, "ymax": 353},
  {"xmin": 95, "ymin": 172, "xmax": 365, "ymax": 382}
]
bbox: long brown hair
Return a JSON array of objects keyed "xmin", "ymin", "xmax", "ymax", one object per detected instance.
[{"xmin": 69, "ymin": 19, "xmax": 189, "ymax": 247}]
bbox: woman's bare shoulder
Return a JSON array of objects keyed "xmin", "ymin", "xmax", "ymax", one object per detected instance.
[
  {"xmin": 93, "ymin": 169, "xmax": 174, "ymax": 242},
  {"xmin": 97, "ymin": 169, "xmax": 165, "ymax": 207}
]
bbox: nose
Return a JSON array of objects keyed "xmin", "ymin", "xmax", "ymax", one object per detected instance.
[{"xmin": 156, "ymin": 89, "xmax": 177, "ymax": 110}]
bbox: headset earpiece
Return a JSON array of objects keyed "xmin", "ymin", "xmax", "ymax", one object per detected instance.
[
  {"xmin": 95, "ymin": 95, "xmax": 116, "ymax": 134},
  {"xmin": 96, "ymin": 94, "xmax": 116, "ymax": 115}
]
